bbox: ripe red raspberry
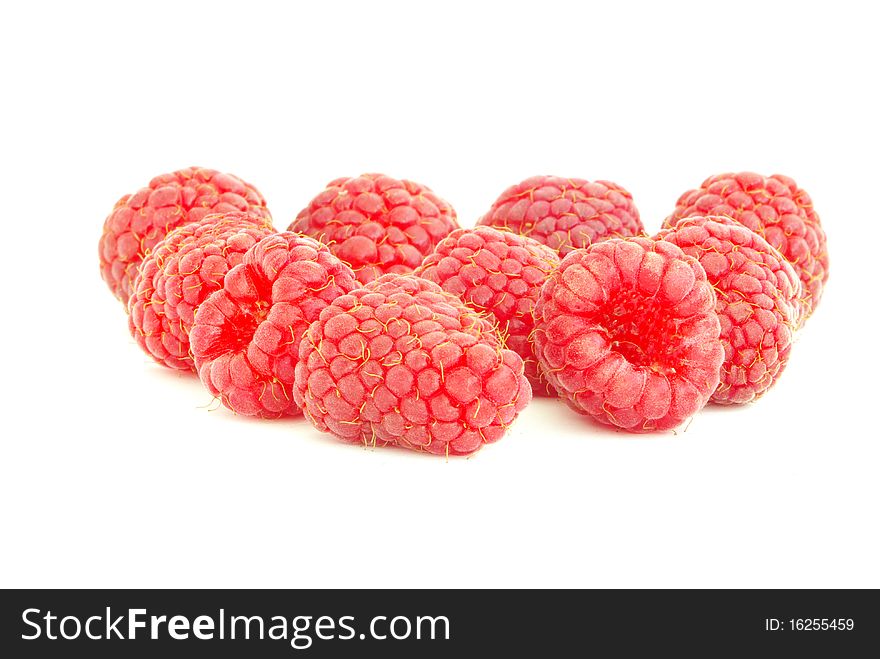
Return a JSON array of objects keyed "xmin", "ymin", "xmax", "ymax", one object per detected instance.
[
  {"xmin": 533, "ymin": 237, "xmax": 724, "ymax": 431},
  {"xmin": 99, "ymin": 167, "xmax": 271, "ymax": 304},
  {"xmin": 477, "ymin": 175, "xmax": 643, "ymax": 255},
  {"xmin": 128, "ymin": 211, "xmax": 275, "ymax": 372},
  {"xmin": 656, "ymin": 217, "xmax": 801, "ymax": 405},
  {"xmin": 189, "ymin": 232, "xmax": 359, "ymax": 418},
  {"xmin": 665, "ymin": 172, "xmax": 828, "ymax": 321},
  {"xmin": 293, "ymin": 275, "xmax": 532, "ymax": 456},
  {"xmin": 287, "ymin": 173, "xmax": 459, "ymax": 284},
  {"xmin": 415, "ymin": 226, "xmax": 560, "ymax": 395}
]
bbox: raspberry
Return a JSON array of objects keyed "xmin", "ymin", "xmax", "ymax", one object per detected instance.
[
  {"xmin": 287, "ymin": 173, "xmax": 458, "ymax": 284},
  {"xmin": 99, "ymin": 166, "xmax": 271, "ymax": 304},
  {"xmin": 477, "ymin": 175, "xmax": 643, "ymax": 255},
  {"xmin": 665, "ymin": 172, "xmax": 828, "ymax": 321},
  {"xmin": 533, "ymin": 237, "xmax": 723, "ymax": 431},
  {"xmin": 293, "ymin": 275, "xmax": 532, "ymax": 456},
  {"xmin": 189, "ymin": 232, "xmax": 359, "ymax": 418},
  {"xmin": 128, "ymin": 211, "xmax": 275, "ymax": 371},
  {"xmin": 415, "ymin": 226, "xmax": 560, "ymax": 395},
  {"xmin": 656, "ymin": 217, "xmax": 801, "ymax": 405}
]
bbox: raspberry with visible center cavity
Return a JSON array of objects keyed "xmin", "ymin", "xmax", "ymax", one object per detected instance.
[
  {"xmin": 287, "ymin": 173, "xmax": 459, "ymax": 284},
  {"xmin": 293, "ymin": 275, "xmax": 532, "ymax": 456},
  {"xmin": 189, "ymin": 232, "xmax": 359, "ymax": 418},
  {"xmin": 655, "ymin": 216, "xmax": 801, "ymax": 405},
  {"xmin": 415, "ymin": 226, "xmax": 560, "ymax": 395},
  {"xmin": 477, "ymin": 175, "xmax": 643, "ymax": 255},
  {"xmin": 665, "ymin": 172, "xmax": 828, "ymax": 321},
  {"xmin": 99, "ymin": 166, "xmax": 271, "ymax": 304},
  {"xmin": 128, "ymin": 211, "xmax": 275, "ymax": 371},
  {"xmin": 533, "ymin": 237, "xmax": 724, "ymax": 431}
]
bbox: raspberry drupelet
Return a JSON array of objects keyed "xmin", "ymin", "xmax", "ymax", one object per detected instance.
[{"xmin": 293, "ymin": 275, "xmax": 532, "ymax": 456}]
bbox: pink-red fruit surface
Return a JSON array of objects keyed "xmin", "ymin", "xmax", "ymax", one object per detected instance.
[
  {"xmin": 128, "ymin": 211, "xmax": 275, "ymax": 371},
  {"xmin": 288, "ymin": 173, "xmax": 459, "ymax": 284},
  {"xmin": 293, "ymin": 275, "xmax": 532, "ymax": 456},
  {"xmin": 189, "ymin": 232, "xmax": 359, "ymax": 418},
  {"xmin": 415, "ymin": 226, "xmax": 560, "ymax": 395},
  {"xmin": 665, "ymin": 172, "xmax": 827, "ymax": 321},
  {"xmin": 533, "ymin": 237, "xmax": 724, "ymax": 431},
  {"xmin": 99, "ymin": 166, "xmax": 271, "ymax": 303},
  {"xmin": 477, "ymin": 175, "xmax": 643, "ymax": 255},
  {"xmin": 656, "ymin": 217, "xmax": 801, "ymax": 404}
]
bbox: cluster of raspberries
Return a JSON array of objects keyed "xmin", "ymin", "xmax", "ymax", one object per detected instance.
[{"xmin": 101, "ymin": 168, "xmax": 828, "ymax": 453}]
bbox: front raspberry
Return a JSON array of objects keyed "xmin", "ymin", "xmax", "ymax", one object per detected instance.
[
  {"xmin": 99, "ymin": 166, "xmax": 271, "ymax": 304},
  {"xmin": 287, "ymin": 173, "xmax": 459, "ymax": 284},
  {"xmin": 665, "ymin": 172, "xmax": 828, "ymax": 321},
  {"xmin": 533, "ymin": 237, "xmax": 724, "ymax": 432},
  {"xmin": 415, "ymin": 226, "xmax": 560, "ymax": 395},
  {"xmin": 128, "ymin": 211, "xmax": 275, "ymax": 371},
  {"xmin": 189, "ymin": 232, "xmax": 359, "ymax": 418},
  {"xmin": 477, "ymin": 175, "xmax": 643, "ymax": 255},
  {"xmin": 293, "ymin": 275, "xmax": 532, "ymax": 456},
  {"xmin": 656, "ymin": 217, "xmax": 801, "ymax": 405}
]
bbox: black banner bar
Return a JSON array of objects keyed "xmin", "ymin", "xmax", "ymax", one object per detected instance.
[{"xmin": 1, "ymin": 589, "xmax": 875, "ymax": 657}]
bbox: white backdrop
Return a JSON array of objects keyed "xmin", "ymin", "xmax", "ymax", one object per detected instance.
[{"xmin": 1, "ymin": 0, "xmax": 877, "ymax": 588}]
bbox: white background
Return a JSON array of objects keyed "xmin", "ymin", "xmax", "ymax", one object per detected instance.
[{"xmin": 1, "ymin": 1, "xmax": 877, "ymax": 588}]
